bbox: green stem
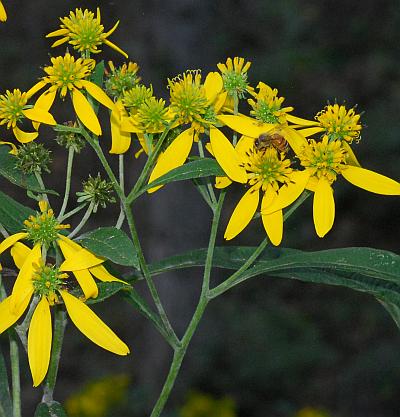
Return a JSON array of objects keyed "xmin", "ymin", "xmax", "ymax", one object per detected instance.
[
  {"xmin": 58, "ymin": 147, "xmax": 75, "ymax": 220},
  {"xmin": 42, "ymin": 308, "xmax": 67, "ymax": 404},
  {"xmin": 58, "ymin": 203, "xmax": 87, "ymax": 222},
  {"xmin": 127, "ymin": 121, "xmax": 175, "ymax": 203},
  {"xmin": 9, "ymin": 333, "xmax": 20, "ymax": 417},
  {"xmin": 124, "ymin": 205, "xmax": 179, "ymax": 349},
  {"xmin": 14, "ymin": 296, "xmax": 39, "ymax": 352},
  {"xmin": 197, "ymin": 141, "xmax": 217, "ymax": 206},
  {"xmin": 0, "ymin": 223, "xmax": 9, "ymax": 238},
  {"xmin": 115, "ymin": 154, "xmax": 126, "ymax": 229},
  {"xmin": 34, "ymin": 172, "xmax": 49, "ymax": 203},
  {"xmin": 149, "ymin": 192, "xmax": 225, "ymax": 417},
  {"xmin": 68, "ymin": 202, "xmax": 94, "ymax": 238},
  {"xmin": 232, "ymin": 92, "xmax": 239, "ymax": 145}
]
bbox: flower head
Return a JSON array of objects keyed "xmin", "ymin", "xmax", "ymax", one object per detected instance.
[
  {"xmin": 27, "ymin": 53, "xmax": 116, "ymax": 136},
  {"xmin": 217, "ymin": 57, "xmax": 252, "ymax": 98},
  {"xmin": 15, "ymin": 142, "xmax": 52, "ymax": 175},
  {"xmin": 105, "ymin": 61, "xmax": 141, "ymax": 99},
  {"xmin": 46, "ymin": 8, "xmax": 128, "ymax": 58},
  {"xmin": 76, "ymin": 174, "xmax": 116, "ymax": 213},
  {"xmin": 122, "ymin": 84, "xmax": 154, "ymax": 110},
  {"xmin": 316, "ymin": 104, "xmax": 362, "ymax": 143}
]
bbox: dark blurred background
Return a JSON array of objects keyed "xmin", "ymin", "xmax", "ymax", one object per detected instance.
[{"xmin": 1, "ymin": 1, "xmax": 400, "ymax": 416}]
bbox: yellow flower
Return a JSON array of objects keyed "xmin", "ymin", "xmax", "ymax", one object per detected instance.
[
  {"xmin": 263, "ymin": 136, "xmax": 400, "ymax": 237},
  {"xmin": 146, "ymin": 71, "xmax": 226, "ymax": 192},
  {"xmin": 27, "ymin": 53, "xmax": 116, "ymax": 136},
  {"xmin": 217, "ymin": 57, "xmax": 252, "ymax": 98},
  {"xmin": 0, "ymin": 248, "xmax": 129, "ymax": 387},
  {"xmin": 105, "ymin": 61, "xmax": 141, "ymax": 99},
  {"xmin": 0, "ymin": 89, "xmax": 56, "ymax": 143},
  {"xmin": 210, "ymin": 129, "xmax": 306, "ymax": 245},
  {"xmin": 46, "ymin": 8, "xmax": 128, "ymax": 58},
  {"xmin": 0, "ymin": 1, "xmax": 6, "ymax": 22}
]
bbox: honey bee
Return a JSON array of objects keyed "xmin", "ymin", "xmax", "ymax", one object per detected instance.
[{"xmin": 254, "ymin": 132, "xmax": 288, "ymax": 153}]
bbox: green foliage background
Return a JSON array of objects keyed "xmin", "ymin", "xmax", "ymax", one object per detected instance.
[{"xmin": 0, "ymin": 1, "xmax": 399, "ymax": 416}]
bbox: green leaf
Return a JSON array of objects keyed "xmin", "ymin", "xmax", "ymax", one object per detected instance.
[
  {"xmin": 86, "ymin": 281, "xmax": 131, "ymax": 305},
  {"xmin": 0, "ymin": 146, "xmax": 57, "ymax": 194},
  {"xmin": 135, "ymin": 158, "xmax": 224, "ymax": 198},
  {"xmin": 34, "ymin": 401, "xmax": 67, "ymax": 417},
  {"xmin": 0, "ymin": 345, "xmax": 12, "ymax": 417},
  {"xmin": 77, "ymin": 227, "xmax": 139, "ymax": 268},
  {"xmin": 121, "ymin": 288, "xmax": 166, "ymax": 336},
  {"xmin": 0, "ymin": 190, "xmax": 35, "ymax": 234}
]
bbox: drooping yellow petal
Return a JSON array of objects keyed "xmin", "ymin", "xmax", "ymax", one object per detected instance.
[
  {"xmin": 215, "ymin": 176, "xmax": 232, "ymax": 189},
  {"xmin": 28, "ymin": 297, "xmax": 52, "ymax": 387},
  {"xmin": 342, "ymin": 165, "xmax": 400, "ymax": 195},
  {"xmin": 313, "ymin": 178, "xmax": 335, "ymax": 238},
  {"xmin": 0, "ymin": 294, "xmax": 31, "ymax": 334},
  {"xmin": 214, "ymin": 91, "xmax": 228, "ymax": 113},
  {"xmin": 218, "ymin": 115, "xmax": 274, "ymax": 138},
  {"xmin": 342, "ymin": 141, "xmax": 361, "ymax": 167},
  {"xmin": 10, "ymin": 242, "xmax": 31, "ymax": 269},
  {"xmin": 204, "ymin": 72, "xmax": 223, "ymax": 103},
  {"xmin": 297, "ymin": 127, "xmax": 324, "ymax": 138},
  {"xmin": 10, "ymin": 244, "xmax": 41, "ymax": 314},
  {"xmin": 210, "ymin": 127, "xmax": 247, "ymax": 183},
  {"xmin": 0, "ymin": 141, "xmax": 17, "ymax": 155},
  {"xmin": 60, "ymin": 291, "xmax": 129, "ymax": 355},
  {"xmin": 261, "ymin": 187, "xmax": 283, "ymax": 246},
  {"xmin": 12, "ymin": 126, "xmax": 38, "ymax": 143},
  {"xmin": 224, "ymin": 186, "xmax": 259, "ymax": 240},
  {"xmin": 59, "ymin": 248, "xmax": 105, "ymax": 272},
  {"xmin": 50, "ymin": 38, "xmax": 69, "ymax": 48},
  {"xmin": 103, "ymin": 39, "xmax": 129, "ymax": 59},
  {"xmin": 281, "ymin": 127, "xmax": 308, "ymax": 156},
  {"xmin": 0, "ymin": 232, "xmax": 28, "ymax": 256},
  {"xmin": 120, "ymin": 117, "xmax": 142, "ymax": 133},
  {"xmin": 22, "ymin": 108, "xmax": 56, "ymax": 126},
  {"xmin": 110, "ymin": 104, "xmax": 131, "ymax": 154},
  {"xmin": 71, "ymin": 88, "xmax": 102, "ymax": 136},
  {"xmin": 46, "ymin": 28, "xmax": 69, "ymax": 38},
  {"xmin": 89, "ymin": 265, "xmax": 127, "ymax": 284},
  {"xmin": 80, "ymin": 80, "xmax": 117, "ymax": 111},
  {"xmin": 26, "ymin": 81, "xmax": 48, "ymax": 99},
  {"xmin": 235, "ymin": 135, "xmax": 255, "ymax": 159},
  {"xmin": 0, "ymin": 1, "xmax": 7, "ymax": 22},
  {"xmin": 286, "ymin": 114, "xmax": 320, "ymax": 126},
  {"xmin": 262, "ymin": 170, "xmax": 311, "ymax": 214},
  {"xmin": 147, "ymin": 128, "xmax": 194, "ymax": 193},
  {"xmin": 34, "ymin": 89, "xmax": 57, "ymax": 112}
]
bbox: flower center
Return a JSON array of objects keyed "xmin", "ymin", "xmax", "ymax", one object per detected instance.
[
  {"xmin": 136, "ymin": 97, "xmax": 169, "ymax": 132},
  {"xmin": 248, "ymin": 83, "xmax": 293, "ymax": 124},
  {"xmin": 243, "ymin": 147, "xmax": 292, "ymax": 191},
  {"xmin": 24, "ymin": 201, "xmax": 70, "ymax": 248},
  {"xmin": 168, "ymin": 71, "xmax": 209, "ymax": 125},
  {"xmin": 105, "ymin": 61, "xmax": 141, "ymax": 99},
  {"xmin": 299, "ymin": 136, "xmax": 347, "ymax": 182},
  {"xmin": 32, "ymin": 262, "xmax": 67, "ymax": 304},
  {"xmin": 316, "ymin": 104, "xmax": 362, "ymax": 143},
  {"xmin": 122, "ymin": 85, "xmax": 153, "ymax": 110},
  {"xmin": 43, "ymin": 53, "xmax": 95, "ymax": 96},
  {"xmin": 0, "ymin": 89, "xmax": 28, "ymax": 128}
]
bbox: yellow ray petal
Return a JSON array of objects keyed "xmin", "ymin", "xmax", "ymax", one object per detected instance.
[
  {"xmin": 89, "ymin": 265, "xmax": 127, "ymax": 284},
  {"xmin": 120, "ymin": 117, "xmax": 142, "ymax": 133},
  {"xmin": 0, "ymin": 294, "xmax": 31, "ymax": 334},
  {"xmin": 218, "ymin": 115, "xmax": 274, "ymax": 138},
  {"xmin": 262, "ymin": 170, "xmax": 311, "ymax": 214},
  {"xmin": 28, "ymin": 297, "xmax": 52, "ymax": 387},
  {"xmin": 0, "ymin": 141, "xmax": 17, "ymax": 155},
  {"xmin": 281, "ymin": 127, "xmax": 308, "ymax": 155},
  {"xmin": 0, "ymin": 233, "xmax": 28, "ymax": 256},
  {"xmin": 286, "ymin": 114, "xmax": 319, "ymax": 126},
  {"xmin": 22, "ymin": 108, "xmax": 56, "ymax": 126},
  {"xmin": 342, "ymin": 142, "xmax": 361, "ymax": 167},
  {"xmin": 50, "ymin": 38, "xmax": 69, "ymax": 48},
  {"xmin": 11, "ymin": 242, "xmax": 31, "ymax": 269},
  {"xmin": 10, "ymin": 244, "xmax": 41, "ymax": 313},
  {"xmin": 313, "ymin": 178, "xmax": 335, "ymax": 238},
  {"xmin": 224, "ymin": 186, "xmax": 259, "ymax": 240},
  {"xmin": 46, "ymin": 28, "xmax": 69, "ymax": 37},
  {"xmin": 71, "ymin": 88, "xmax": 102, "ymax": 136},
  {"xmin": 110, "ymin": 105, "xmax": 131, "ymax": 154},
  {"xmin": 12, "ymin": 126, "xmax": 38, "ymax": 143},
  {"xmin": 342, "ymin": 165, "xmax": 400, "ymax": 195},
  {"xmin": 26, "ymin": 81, "xmax": 48, "ymax": 100},
  {"xmin": 57, "ymin": 234, "xmax": 81, "ymax": 250},
  {"xmin": 147, "ymin": 128, "xmax": 194, "ymax": 193},
  {"xmin": 59, "ymin": 248, "xmax": 105, "ymax": 271},
  {"xmin": 0, "ymin": 1, "xmax": 7, "ymax": 21},
  {"xmin": 297, "ymin": 127, "xmax": 324, "ymax": 138},
  {"xmin": 204, "ymin": 72, "xmax": 223, "ymax": 103},
  {"xmin": 73, "ymin": 270, "xmax": 99, "ymax": 299},
  {"xmin": 80, "ymin": 80, "xmax": 116, "ymax": 111},
  {"xmin": 261, "ymin": 187, "xmax": 283, "ymax": 246},
  {"xmin": 210, "ymin": 127, "xmax": 247, "ymax": 183},
  {"xmin": 214, "ymin": 91, "xmax": 228, "ymax": 113},
  {"xmin": 103, "ymin": 39, "xmax": 129, "ymax": 59},
  {"xmin": 235, "ymin": 135, "xmax": 255, "ymax": 159},
  {"xmin": 60, "ymin": 291, "xmax": 129, "ymax": 355},
  {"xmin": 215, "ymin": 176, "xmax": 232, "ymax": 189},
  {"xmin": 34, "ymin": 89, "xmax": 57, "ymax": 112}
]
